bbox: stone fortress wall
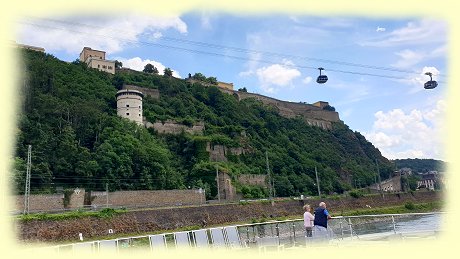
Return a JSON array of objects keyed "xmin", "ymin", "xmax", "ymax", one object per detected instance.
[
  {"xmin": 185, "ymin": 78, "xmax": 341, "ymax": 130},
  {"xmin": 233, "ymin": 91, "xmax": 340, "ymax": 130},
  {"xmin": 237, "ymin": 174, "xmax": 267, "ymax": 187},
  {"xmin": 122, "ymin": 84, "xmax": 160, "ymax": 99},
  {"xmin": 206, "ymin": 143, "xmax": 244, "ymax": 162},
  {"xmin": 145, "ymin": 119, "xmax": 205, "ymax": 135}
]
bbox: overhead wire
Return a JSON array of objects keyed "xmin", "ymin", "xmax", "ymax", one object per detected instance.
[
  {"xmin": 17, "ymin": 18, "xmax": 446, "ymax": 84},
  {"xmin": 23, "ymin": 16, "xmax": 441, "ymax": 77}
]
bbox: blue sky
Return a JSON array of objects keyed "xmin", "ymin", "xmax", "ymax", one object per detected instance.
[{"xmin": 16, "ymin": 13, "xmax": 448, "ymax": 161}]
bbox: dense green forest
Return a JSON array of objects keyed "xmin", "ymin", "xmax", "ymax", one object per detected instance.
[
  {"xmin": 393, "ymin": 159, "xmax": 447, "ymax": 173},
  {"xmin": 13, "ymin": 49, "xmax": 394, "ymax": 199}
]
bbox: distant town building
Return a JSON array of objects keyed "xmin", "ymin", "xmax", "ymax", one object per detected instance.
[
  {"xmin": 397, "ymin": 167, "xmax": 413, "ymax": 176},
  {"xmin": 369, "ymin": 174, "xmax": 402, "ymax": 192},
  {"xmin": 116, "ymin": 89, "xmax": 144, "ymax": 125},
  {"xmin": 417, "ymin": 171, "xmax": 438, "ymax": 190},
  {"xmin": 79, "ymin": 47, "xmax": 115, "ymax": 74}
]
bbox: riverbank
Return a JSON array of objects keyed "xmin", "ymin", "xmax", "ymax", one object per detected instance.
[{"xmin": 15, "ymin": 191, "xmax": 442, "ymax": 243}]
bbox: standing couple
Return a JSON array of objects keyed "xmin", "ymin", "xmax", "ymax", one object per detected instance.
[{"xmin": 303, "ymin": 202, "xmax": 332, "ymax": 238}]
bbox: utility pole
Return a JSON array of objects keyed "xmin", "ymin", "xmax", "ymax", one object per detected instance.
[
  {"xmin": 315, "ymin": 166, "xmax": 321, "ymax": 197},
  {"xmin": 23, "ymin": 145, "xmax": 32, "ymax": 214},
  {"xmin": 216, "ymin": 165, "xmax": 220, "ymax": 202},
  {"xmin": 266, "ymin": 151, "xmax": 273, "ymax": 199},
  {"xmin": 106, "ymin": 183, "xmax": 109, "ymax": 208},
  {"xmin": 376, "ymin": 159, "xmax": 384, "ymax": 198}
]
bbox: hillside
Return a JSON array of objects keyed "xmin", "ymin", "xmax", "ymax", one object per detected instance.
[
  {"xmin": 393, "ymin": 158, "xmax": 447, "ymax": 173},
  {"xmin": 13, "ymin": 49, "xmax": 394, "ymax": 199}
]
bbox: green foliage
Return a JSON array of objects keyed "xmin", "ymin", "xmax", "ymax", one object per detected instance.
[
  {"xmin": 348, "ymin": 189, "xmax": 364, "ymax": 198},
  {"xmin": 16, "ymin": 49, "xmax": 394, "ymax": 200},
  {"xmin": 97, "ymin": 208, "xmax": 120, "ymax": 218},
  {"xmin": 240, "ymin": 185, "xmax": 268, "ymax": 199},
  {"xmin": 404, "ymin": 202, "xmax": 415, "ymax": 210},
  {"xmin": 323, "ymin": 104, "xmax": 336, "ymax": 111},
  {"xmin": 192, "ymin": 73, "xmax": 217, "ymax": 85},
  {"xmin": 401, "ymin": 174, "xmax": 421, "ymax": 191},
  {"xmin": 16, "ymin": 50, "xmax": 183, "ymax": 193},
  {"xmin": 393, "ymin": 158, "xmax": 447, "ymax": 173},
  {"xmin": 163, "ymin": 67, "xmax": 173, "ymax": 77},
  {"xmin": 143, "ymin": 63, "xmax": 158, "ymax": 74},
  {"xmin": 18, "ymin": 208, "xmax": 127, "ymax": 221},
  {"xmin": 343, "ymin": 201, "xmax": 443, "ymax": 216},
  {"xmin": 115, "ymin": 60, "xmax": 123, "ymax": 69}
]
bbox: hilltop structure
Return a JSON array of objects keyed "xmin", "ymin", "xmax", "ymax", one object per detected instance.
[
  {"xmin": 116, "ymin": 89, "xmax": 144, "ymax": 125},
  {"xmin": 14, "ymin": 42, "xmax": 45, "ymax": 52},
  {"xmin": 79, "ymin": 47, "xmax": 115, "ymax": 74},
  {"xmin": 184, "ymin": 77, "xmax": 341, "ymax": 130}
]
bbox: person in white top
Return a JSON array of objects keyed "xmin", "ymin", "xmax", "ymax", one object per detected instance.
[{"xmin": 303, "ymin": 204, "xmax": 315, "ymax": 237}]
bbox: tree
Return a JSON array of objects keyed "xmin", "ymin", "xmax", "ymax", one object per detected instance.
[
  {"xmin": 143, "ymin": 63, "xmax": 158, "ymax": 74},
  {"xmin": 164, "ymin": 67, "xmax": 173, "ymax": 77},
  {"xmin": 206, "ymin": 77, "xmax": 218, "ymax": 85},
  {"xmin": 192, "ymin": 73, "xmax": 206, "ymax": 81},
  {"xmin": 238, "ymin": 87, "xmax": 248, "ymax": 92},
  {"xmin": 323, "ymin": 105, "xmax": 336, "ymax": 111},
  {"xmin": 115, "ymin": 60, "xmax": 123, "ymax": 69}
]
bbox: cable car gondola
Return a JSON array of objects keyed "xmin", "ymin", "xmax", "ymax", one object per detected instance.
[
  {"xmin": 316, "ymin": 67, "xmax": 328, "ymax": 84},
  {"xmin": 424, "ymin": 72, "xmax": 438, "ymax": 89}
]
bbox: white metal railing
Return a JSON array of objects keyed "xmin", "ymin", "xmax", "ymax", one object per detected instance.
[{"xmin": 45, "ymin": 212, "xmax": 443, "ymax": 253}]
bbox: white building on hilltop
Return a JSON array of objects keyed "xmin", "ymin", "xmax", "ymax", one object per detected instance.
[
  {"xmin": 116, "ymin": 89, "xmax": 144, "ymax": 125},
  {"xmin": 79, "ymin": 47, "xmax": 115, "ymax": 74}
]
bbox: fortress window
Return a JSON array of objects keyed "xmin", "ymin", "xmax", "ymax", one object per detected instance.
[
  {"xmin": 108, "ymin": 66, "xmax": 113, "ymax": 69},
  {"xmin": 126, "ymin": 104, "xmax": 129, "ymax": 107},
  {"xmin": 126, "ymin": 113, "xmax": 129, "ymax": 115},
  {"xmin": 102, "ymin": 65, "xmax": 107, "ymax": 69},
  {"xmin": 98, "ymin": 64, "xmax": 100, "ymax": 68},
  {"xmin": 139, "ymin": 114, "xmax": 141, "ymax": 116}
]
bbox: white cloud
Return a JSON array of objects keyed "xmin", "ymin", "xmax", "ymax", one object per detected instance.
[
  {"xmin": 152, "ymin": 32, "xmax": 163, "ymax": 39},
  {"xmin": 255, "ymin": 61, "xmax": 301, "ymax": 93},
  {"xmin": 330, "ymin": 81, "xmax": 372, "ymax": 106},
  {"xmin": 391, "ymin": 45, "xmax": 447, "ymax": 70},
  {"xmin": 376, "ymin": 26, "xmax": 386, "ymax": 32},
  {"xmin": 392, "ymin": 49, "xmax": 425, "ymax": 69},
  {"xmin": 239, "ymin": 52, "xmax": 262, "ymax": 77},
  {"xmin": 117, "ymin": 57, "xmax": 181, "ymax": 78},
  {"xmin": 200, "ymin": 11, "xmax": 214, "ymax": 30},
  {"xmin": 364, "ymin": 99, "xmax": 446, "ymax": 160},
  {"xmin": 302, "ymin": 76, "xmax": 312, "ymax": 84},
  {"xmin": 361, "ymin": 19, "xmax": 447, "ymax": 47},
  {"xmin": 341, "ymin": 108, "xmax": 353, "ymax": 119},
  {"xmin": 17, "ymin": 15, "xmax": 187, "ymax": 55}
]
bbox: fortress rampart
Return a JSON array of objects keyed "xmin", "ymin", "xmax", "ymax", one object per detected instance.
[
  {"xmin": 232, "ymin": 91, "xmax": 340, "ymax": 129},
  {"xmin": 122, "ymin": 84, "xmax": 160, "ymax": 99}
]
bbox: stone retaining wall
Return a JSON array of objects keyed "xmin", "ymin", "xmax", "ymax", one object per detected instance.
[{"xmin": 16, "ymin": 191, "xmax": 442, "ymax": 242}]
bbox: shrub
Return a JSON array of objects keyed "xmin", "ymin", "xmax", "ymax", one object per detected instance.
[
  {"xmin": 404, "ymin": 202, "xmax": 415, "ymax": 210},
  {"xmin": 349, "ymin": 189, "xmax": 364, "ymax": 198}
]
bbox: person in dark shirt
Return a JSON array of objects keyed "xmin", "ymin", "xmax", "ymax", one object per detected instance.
[{"xmin": 313, "ymin": 202, "xmax": 332, "ymax": 240}]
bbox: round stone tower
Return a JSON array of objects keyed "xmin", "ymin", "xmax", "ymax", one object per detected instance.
[{"xmin": 116, "ymin": 89, "xmax": 144, "ymax": 125}]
